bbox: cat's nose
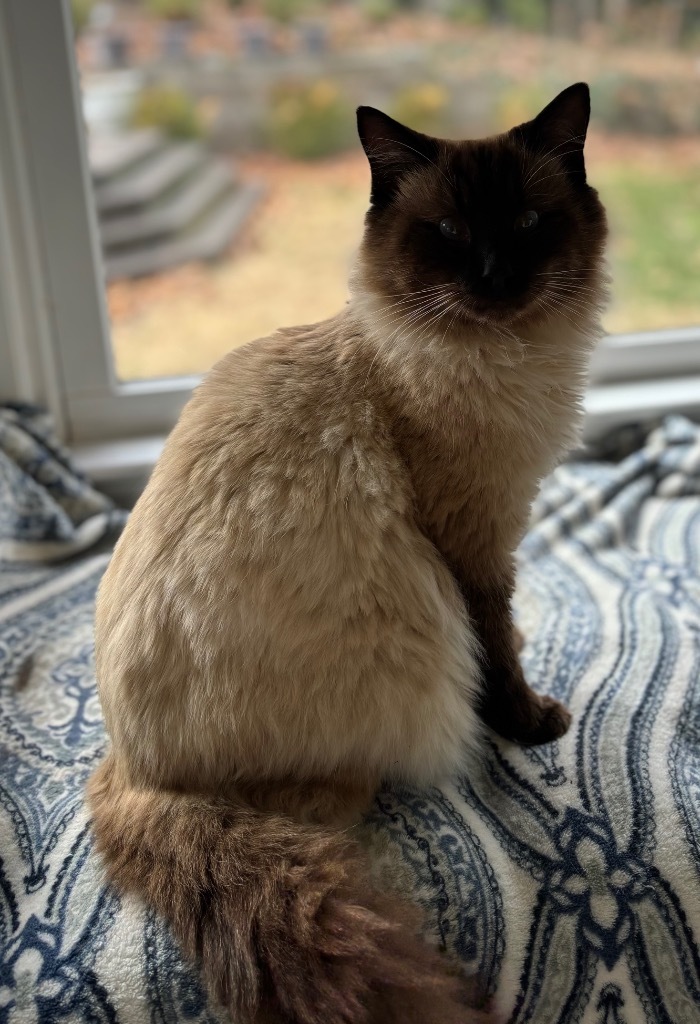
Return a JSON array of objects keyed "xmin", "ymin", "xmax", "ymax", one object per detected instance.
[{"xmin": 481, "ymin": 252, "xmax": 513, "ymax": 295}]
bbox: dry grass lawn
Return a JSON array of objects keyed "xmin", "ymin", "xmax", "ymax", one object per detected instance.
[
  {"xmin": 109, "ymin": 138, "xmax": 700, "ymax": 382},
  {"xmin": 108, "ymin": 155, "xmax": 368, "ymax": 380}
]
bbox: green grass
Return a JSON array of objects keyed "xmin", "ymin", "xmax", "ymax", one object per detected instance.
[{"xmin": 599, "ymin": 165, "xmax": 700, "ymax": 333}]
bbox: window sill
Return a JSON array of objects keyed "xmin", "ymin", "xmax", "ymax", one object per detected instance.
[
  {"xmin": 582, "ymin": 375, "xmax": 700, "ymax": 443},
  {"xmin": 73, "ymin": 434, "xmax": 166, "ymax": 508}
]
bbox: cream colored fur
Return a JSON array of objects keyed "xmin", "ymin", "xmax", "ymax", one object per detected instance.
[{"xmin": 95, "ymin": 266, "xmax": 604, "ymax": 802}]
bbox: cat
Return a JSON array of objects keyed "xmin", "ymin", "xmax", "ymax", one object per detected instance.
[{"xmin": 88, "ymin": 82, "xmax": 607, "ymax": 1024}]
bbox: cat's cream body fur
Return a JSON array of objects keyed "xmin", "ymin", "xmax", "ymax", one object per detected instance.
[
  {"xmin": 97, "ymin": 278, "xmax": 601, "ymax": 799},
  {"xmin": 98, "ymin": 313, "xmax": 481, "ymax": 794}
]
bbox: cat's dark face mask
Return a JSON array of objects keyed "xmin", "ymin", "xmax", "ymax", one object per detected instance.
[{"xmin": 357, "ymin": 83, "xmax": 607, "ymax": 332}]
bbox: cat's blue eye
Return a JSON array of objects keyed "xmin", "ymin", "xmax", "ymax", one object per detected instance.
[
  {"xmin": 515, "ymin": 210, "xmax": 539, "ymax": 231},
  {"xmin": 439, "ymin": 218, "xmax": 469, "ymax": 242}
]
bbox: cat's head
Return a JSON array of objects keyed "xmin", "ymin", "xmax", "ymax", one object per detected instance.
[{"xmin": 355, "ymin": 83, "xmax": 607, "ymax": 336}]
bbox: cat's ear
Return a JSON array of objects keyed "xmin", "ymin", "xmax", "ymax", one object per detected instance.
[
  {"xmin": 516, "ymin": 83, "xmax": 591, "ymax": 183},
  {"xmin": 357, "ymin": 106, "xmax": 438, "ymax": 207}
]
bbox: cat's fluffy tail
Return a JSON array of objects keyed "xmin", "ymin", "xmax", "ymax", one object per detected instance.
[{"xmin": 88, "ymin": 753, "xmax": 494, "ymax": 1024}]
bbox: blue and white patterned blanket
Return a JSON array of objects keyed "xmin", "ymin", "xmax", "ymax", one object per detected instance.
[{"xmin": 1, "ymin": 403, "xmax": 700, "ymax": 1024}]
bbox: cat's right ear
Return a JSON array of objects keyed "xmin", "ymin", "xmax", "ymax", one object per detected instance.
[
  {"xmin": 516, "ymin": 83, "xmax": 591, "ymax": 183},
  {"xmin": 357, "ymin": 107, "xmax": 438, "ymax": 207}
]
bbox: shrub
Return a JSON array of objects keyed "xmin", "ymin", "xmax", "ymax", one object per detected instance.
[
  {"xmin": 71, "ymin": 0, "xmax": 95, "ymax": 35},
  {"xmin": 593, "ymin": 75, "xmax": 681, "ymax": 136},
  {"xmin": 493, "ymin": 81, "xmax": 549, "ymax": 132},
  {"xmin": 263, "ymin": 0, "xmax": 308, "ymax": 22},
  {"xmin": 445, "ymin": 0, "xmax": 489, "ymax": 26},
  {"xmin": 361, "ymin": 0, "xmax": 398, "ymax": 25},
  {"xmin": 390, "ymin": 83, "xmax": 450, "ymax": 135},
  {"xmin": 504, "ymin": 0, "xmax": 547, "ymax": 32},
  {"xmin": 266, "ymin": 80, "xmax": 354, "ymax": 160},
  {"xmin": 146, "ymin": 0, "xmax": 202, "ymax": 20},
  {"xmin": 131, "ymin": 85, "xmax": 205, "ymax": 139}
]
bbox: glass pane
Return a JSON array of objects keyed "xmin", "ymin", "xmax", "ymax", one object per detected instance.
[{"xmin": 73, "ymin": 1, "xmax": 700, "ymax": 383}]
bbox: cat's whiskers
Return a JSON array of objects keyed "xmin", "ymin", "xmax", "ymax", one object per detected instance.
[
  {"xmin": 536, "ymin": 292, "xmax": 593, "ymax": 333},
  {"xmin": 382, "ymin": 283, "xmax": 454, "ymax": 297},
  {"xmin": 363, "ymin": 300, "xmax": 453, "ymax": 359},
  {"xmin": 535, "ymin": 272, "xmax": 601, "ymax": 305},
  {"xmin": 394, "ymin": 298, "xmax": 471, "ymax": 416},
  {"xmin": 368, "ymin": 286, "xmax": 454, "ymax": 326},
  {"xmin": 378, "ymin": 291, "xmax": 468, "ymax": 386},
  {"xmin": 410, "ymin": 298, "xmax": 463, "ymax": 355},
  {"xmin": 367, "ymin": 283, "xmax": 453, "ymax": 315},
  {"xmin": 462, "ymin": 306, "xmax": 525, "ymax": 351},
  {"xmin": 523, "ymin": 134, "xmax": 586, "ymax": 186},
  {"xmin": 378, "ymin": 283, "xmax": 455, "ymax": 302},
  {"xmin": 548, "ymin": 295, "xmax": 598, "ymax": 316},
  {"xmin": 362, "ymin": 291, "xmax": 456, "ymax": 388},
  {"xmin": 537, "ymin": 281, "xmax": 597, "ymax": 293},
  {"xmin": 383, "ymin": 298, "xmax": 454, "ymax": 359},
  {"xmin": 372, "ymin": 138, "xmax": 456, "ymax": 194},
  {"xmin": 546, "ymin": 280, "xmax": 599, "ymax": 305},
  {"xmin": 537, "ymin": 269, "xmax": 590, "ymax": 276},
  {"xmin": 546, "ymin": 274, "xmax": 599, "ymax": 285},
  {"xmin": 539, "ymin": 288, "xmax": 602, "ymax": 312},
  {"xmin": 533, "ymin": 295, "xmax": 566, "ymax": 327},
  {"xmin": 527, "ymin": 167, "xmax": 584, "ymax": 192},
  {"xmin": 525, "ymin": 131, "xmax": 586, "ymax": 173},
  {"xmin": 437, "ymin": 300, "xmax": 465, "ymax": 348},
  {"xmin": 381, "ymin": 292, "xmax": 454, "ymax": 339}
]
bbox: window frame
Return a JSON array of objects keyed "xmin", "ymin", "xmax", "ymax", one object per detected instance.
[
  {"xmin": 0, "ymin": 0, "xmax": 196, "ymax": 446},
  {"xmin": 1, "ymin": 0, "xmax": 699, "ymax": 469}
]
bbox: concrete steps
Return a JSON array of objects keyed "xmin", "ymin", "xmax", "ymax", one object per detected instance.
[
  {"xmin": 90, "ymin": 129, "xmax": 163, "ymax": 183},
  {"xmin": 104, "ymin": 181, "xmax": 264, "ymax": 281},
  {"xmin": 89, "ymin": 130, "xmax": 263, "ymax": 281}
]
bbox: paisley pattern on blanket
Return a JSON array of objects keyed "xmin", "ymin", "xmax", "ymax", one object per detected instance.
[{"xmin": 2, "ymin": 407, "xmax": 700, "ymax": 1023}]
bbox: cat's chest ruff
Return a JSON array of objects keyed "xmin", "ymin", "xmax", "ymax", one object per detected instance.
[{"xmin": 401, "ymin": 356, "xmax": 579, "ymax": 456}]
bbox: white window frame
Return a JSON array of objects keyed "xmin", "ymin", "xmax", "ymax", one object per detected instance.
[
  {"xmin": 1, "ymin": 0, "xmax": 699, "ymax": 488},
  {"xmin": 0, "ymin": 0, "xmax": 196, "ymax": 451}
]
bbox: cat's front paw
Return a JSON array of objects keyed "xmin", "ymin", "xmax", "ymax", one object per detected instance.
[
  {"xmin": 482, "ymin": 690, "xmax": 572, "ymax": 746},
  {"xmin": 515, "ymin": 694, "xmax": 571, "ymax": 746}
]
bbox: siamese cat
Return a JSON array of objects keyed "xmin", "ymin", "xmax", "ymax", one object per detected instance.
[{"xmin": 89, "ymin": 83, "xmax": 607, "ymax": 1024}]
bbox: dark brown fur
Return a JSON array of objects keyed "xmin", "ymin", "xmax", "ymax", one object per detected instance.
[
  {"xmin": 357, "ymin": 83, "xmax": 606, "ymax": 740},
  {"xmin": 89, "ymin": 755, "xmax": 495, "ymax": 1023},
  {"xmin": 357, "ymin": 83, "xmax": 605, "ymax": 335}
]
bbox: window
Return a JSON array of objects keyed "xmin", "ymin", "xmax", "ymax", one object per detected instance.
[{"xmin": 1, "ymin": 0, "xmax": 699, "ymax": 483}]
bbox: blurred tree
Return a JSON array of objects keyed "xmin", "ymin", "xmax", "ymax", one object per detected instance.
[
  {"xmin": 602, "ymin": 0, "xmax": 629, "ymax": 22},
  {"xmin": 70, "ymin": 0, "xmax": 95, "ymax": 34},
  {"xmin": 146, "ymin": 0, "xmax": 202, "ymax": 20},
  {"xmin": 446, "ymin": 0, "xmax": 489, "ymax": 24},
  {"xmin": 505, "ymin": 0, "xmax": 547, "ymax": 29},
  {"xmin": 267, "ymin": 80, "xmax": 354, "ymax": 159},
  {"xmin": 391, "ymin": 83, "xmax": 450, "ymax": 133},
  {"xmin": 361, "ymin": 0, "xmax": 399, "ymax": 23},
  {"xmin": 131, "ymin": 85, "xmax": 205, "ymax": 137},
  {"xmin": 263, "ymin": 0, "xmax": 309, "ymax": 22}
]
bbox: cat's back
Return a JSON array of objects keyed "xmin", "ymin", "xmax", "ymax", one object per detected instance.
[
  {"xmin": 95, "ymin": 319, "xmax": 475, "ymax": 788},
  {"xmin": 101, "ymin": 320, "xmax": 406, "ymax": 619},
  {"xmin": 158, "ymin": 318, "xmax": 408, "ymax": 539}
]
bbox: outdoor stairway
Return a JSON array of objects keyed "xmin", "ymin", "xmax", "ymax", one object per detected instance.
[{"xmin": 89, "ymin": 129, "xmax": 263, "ymax": 281}]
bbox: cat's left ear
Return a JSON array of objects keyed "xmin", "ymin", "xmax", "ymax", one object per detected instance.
[
  {"xmin": 516, "ymin": 82, "xmax": 591, "ymax": 183},
  {"xmin": 357, "ymin": 106, "xmax": 439, "ymax": 207}
]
